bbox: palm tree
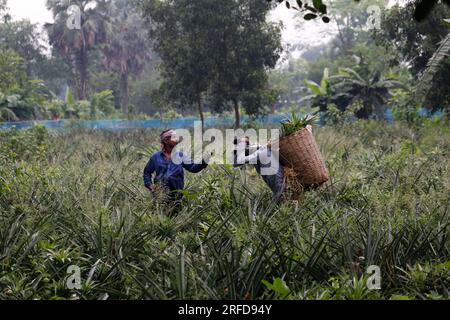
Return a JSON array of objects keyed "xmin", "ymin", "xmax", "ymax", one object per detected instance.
[
  {"xmin": 45, "ymin": 0, "xmax": 111, "ymax": 100},
  {"xmin": 102, "ymin": 0, "xmax": 151, "ymax": 116},
  {"xmin": 332, "ymin": 68, "xmax": 405, "ymax": 119}
]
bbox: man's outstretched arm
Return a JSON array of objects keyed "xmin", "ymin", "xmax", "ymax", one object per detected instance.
[{"xmin": 181, "ymin": 153, "xmax": 209, "ymax": 173}]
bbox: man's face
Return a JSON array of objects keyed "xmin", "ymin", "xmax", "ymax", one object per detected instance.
[
  {"xmin": 239, "ymin": 137, "xmax": 250, "ymax": 147},
  {"xmin": 170, "ymin": 132, "xmax": 180, "ymax": 144},
  {"xmin": 161, "ymin": 131, "xmax": 183, "ymax": 152}
]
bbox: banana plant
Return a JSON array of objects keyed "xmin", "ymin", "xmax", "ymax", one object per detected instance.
[
  {"xmin": 0, "ymin": 93, "xmax": 19, "ymax": 121},
  {"xmin": 305, "ymin": 68, "xmax": 330, "ymax": 97},
  {"xmin": 331, "ymin": 68, "xmax": 405, "ymax": 119},
  {"xmin": 301, "ymin": 68, "xmax": 350, "ymax": 113},
  {"xmin": 301, "ymin": 68, "xmax": 331, "ymax": 110}
]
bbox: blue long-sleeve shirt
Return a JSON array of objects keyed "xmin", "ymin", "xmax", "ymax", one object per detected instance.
[{"xmin": 143, "ymin": 151, "xmax": 208, "ymax": 192}]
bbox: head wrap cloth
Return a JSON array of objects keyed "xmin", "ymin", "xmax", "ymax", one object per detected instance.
[{"xmin": 160, "ymin": 129, "xmax": 176, "ymax": 143}]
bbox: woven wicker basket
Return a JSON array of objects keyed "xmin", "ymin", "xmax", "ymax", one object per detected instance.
[{"xmin": 278, "ymin": 128, "xmax": 329, "ymax": 188}]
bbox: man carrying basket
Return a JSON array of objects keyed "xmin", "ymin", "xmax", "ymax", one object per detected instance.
[{"xmin": 233, "ymin": 125, "xmax": 313, "ymax": 201}]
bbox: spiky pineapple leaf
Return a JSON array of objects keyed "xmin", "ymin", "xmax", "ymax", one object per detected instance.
[{"xmin": 281, "ymin": 113, "xmax": 318, "ymax": 137}]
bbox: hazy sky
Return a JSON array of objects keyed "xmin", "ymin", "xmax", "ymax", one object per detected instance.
[
  {"xmin": 8, "ymin": 0, "xmax": 53, "ymax": 24},
  {"xmin": 7, "ymin": 0, "xmax": 302, "ymax": 30},
  {"xmin": 7, "ymin": 0, "xmax": 401, "ymax": 58},
  {"xmin": 7, "ymin": 0, "xmax": 323, "ymax": 46}
]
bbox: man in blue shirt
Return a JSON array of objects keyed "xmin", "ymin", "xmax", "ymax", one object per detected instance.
[{"xmin": 143, "ymin": 129, "xmax": 208, "ymax": 202}]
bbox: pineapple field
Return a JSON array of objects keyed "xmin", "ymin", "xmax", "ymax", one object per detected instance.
[{"xmin": 0, "ymin": 119, "xmax": 448, "ymax": 300}]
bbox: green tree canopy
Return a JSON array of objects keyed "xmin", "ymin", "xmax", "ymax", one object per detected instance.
[
  {"xmin": 0, "ymin": 48, "xmax": 48, "ymax": 121},
  {"xmin": 207, "ymin": 0, "xmax": 282, "ymax": 127},
  {"xmin": 141, "ymin": 0, "xmax": 282, "ymax": 128},
  {"xmin": 142, "ymin": 0, "xmax": 224, "ymax": 130},
  {"xmin": 0, "ymin": 19, "xmax": 46, "ymax": 76},
  {"xmin": 271, "ymin": 0, "xmax": 450, "ymax": 22},
  {"xmin": 377, "ymin": 1, "xmax": 450, "ymax": 111}
]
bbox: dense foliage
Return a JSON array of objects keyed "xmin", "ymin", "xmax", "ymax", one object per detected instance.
[
  {"xmin": 377, "ymin": 2, "xmax": 450, "ymax": 113},
  {"xmin": 1, "ymin": 0, "xmax": 449, "ymax": 122},
  {"xmin": 141, "ymin": 0, "xmax": 283, "ymax": 128}
]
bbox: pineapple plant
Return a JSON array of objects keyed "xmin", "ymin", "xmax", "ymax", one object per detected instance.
[{"xmin": 280, "ymin": 112, "xmax": 318, "ymax": 138}]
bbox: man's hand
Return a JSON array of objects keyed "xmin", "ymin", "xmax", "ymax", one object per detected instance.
[
  {"xmin": 203, "ymin": 151, "xmax": 214, "ymax": 164},
  {"xmin": 145, "ymin": 184, "xmax": 156, "ymax": 191}
]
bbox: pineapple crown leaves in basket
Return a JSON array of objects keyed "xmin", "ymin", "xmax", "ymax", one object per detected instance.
[{"xmin": 280, "ymin": 112, "xmax": 319, "ymax": 138}]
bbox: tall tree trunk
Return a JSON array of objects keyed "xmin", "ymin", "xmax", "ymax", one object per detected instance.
[
  {"xmin": 78, "ymin": 17, "xmax": 88, "ymax": 100},
  {"xmin": 198, "ymin": 96, "xmax": 205, "ymax": 132},
  {"xmin": 77, "ymin": 48, "xmax": 88, "ymax": 100},
  {"xmin": 233, "ymin": 99, "xmax": 240, "ymax": 129},
  {"xmin": 120, "ymin": 72, "xmax": 129, "ymax": 117}
]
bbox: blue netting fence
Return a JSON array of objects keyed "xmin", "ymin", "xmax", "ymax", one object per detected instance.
[
  {"xmin": 0, "ymin": 114, "xmax": 292, "ymax": 131},
  {"xmin": 0, "ymin": 109, "xmax": 443, "ymax": 131}
]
